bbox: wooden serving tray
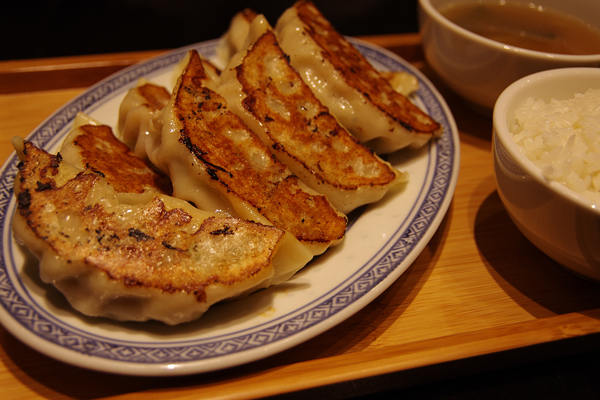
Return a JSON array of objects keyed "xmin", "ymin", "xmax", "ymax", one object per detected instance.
[{"xmin": 1, "ymin": 33, "xmax": 599, "ymax": 399}]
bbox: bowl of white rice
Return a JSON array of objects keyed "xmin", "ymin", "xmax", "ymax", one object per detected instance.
[{"xmin": 493, "ymin": 67, "xmax": 600, "ymax": 282}]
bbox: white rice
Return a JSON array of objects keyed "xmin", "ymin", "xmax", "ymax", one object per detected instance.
[{"xmin": 510, "ymin": 88, "xmax": 600, "ymax": 204}]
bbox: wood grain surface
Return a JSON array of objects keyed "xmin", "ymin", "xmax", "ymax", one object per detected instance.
[{"xmin": 1, "ymin": 33, "xmax": 599, "ymax": 400}]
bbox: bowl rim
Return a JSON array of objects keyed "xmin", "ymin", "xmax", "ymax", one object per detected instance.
[
  {"xmin": 492, "ymin": 67, "xmax": 600, "ymax": 215},
  {"xmin": 418, "ymin": 0, "xmax": 600, "ymax": 62}
]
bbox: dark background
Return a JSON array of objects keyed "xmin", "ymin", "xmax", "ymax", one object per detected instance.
[{"xmin": 1, "ymin": 0, "xmax": 419, "ymax": 61}]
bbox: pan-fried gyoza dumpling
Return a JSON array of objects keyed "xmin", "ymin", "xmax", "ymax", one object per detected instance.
[
  {"xmin": 218, "ymin": 15, "xmax": 407, "ymax": 214},
  {"xmin": 118, "ymin": 56, "xmax": 222, "ymax": 159},
  {"xmin": 120, "ymin": 50, "xmax": 347, "ymax": 256},
  {"xmin": 62, "ymin": 112, "xmax": 172, "ymax": 196},
  {"xmin": 218, "ymin": 8, "xmax": 419, "ymax": 98},
  {"xmin": 217, "ymin": 8, "xmax": 259, "ymax": 67},
  {"xmin": 117, "ymin": 79, "xmax": 172, "ymax": 159},
  {"xmin": 275, "ymin": 1, "xmax": 442, "ymax": 154},
  {"xmin": 12, "ymin": 136, "xmax": 311, "ymax": 325}
]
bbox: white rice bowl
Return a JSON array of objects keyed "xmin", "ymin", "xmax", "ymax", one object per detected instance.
[
  {"xmin": 511, "ymin": 88, "xmax": 600, "ymax": 204},
  {"xmin": 493, "ymin": 68, "xmax": 600, "ymax": 282}
]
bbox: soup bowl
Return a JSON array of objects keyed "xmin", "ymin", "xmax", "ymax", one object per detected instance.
[
  {"xmin": 418, "ymin": 0, "xmax": 600, "ymax": 112},
  {"xmin": 493, "ymin": 67, "xmax": 600, "ymax": 282}
]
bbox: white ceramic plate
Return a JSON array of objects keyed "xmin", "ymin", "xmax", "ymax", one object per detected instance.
[{"xmin": 0, "ymin": 38, "xmax": 459, "ymax": 376}]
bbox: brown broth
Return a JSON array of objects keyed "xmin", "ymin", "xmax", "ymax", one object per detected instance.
[{"xmin": 440, "ymin": 2, "xmax": 600, "ymax": 55}]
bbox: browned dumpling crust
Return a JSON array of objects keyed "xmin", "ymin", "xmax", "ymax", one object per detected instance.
[
  {"xmin": 219, "ymin": 23, "xmax": 406, "ymax": 213},
  {"xmin": 62, "ymin": 121, "xmax": 173, "ymax": 195},
  {"xmin": 143, "ymin": 50, "xmax": 347, "ymax": 255},
  {"xmin": 275, "ymin": 1, "xmax": 443, "ymax": 153},
  {"xmin": 12, "ymin": 140, "xmax": 308, "ymax": 325}
]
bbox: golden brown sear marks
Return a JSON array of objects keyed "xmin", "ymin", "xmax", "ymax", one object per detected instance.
[
  {"xmin": 15, "ymin": 141, "xmax": 284, "ymax": 303},
  {"xmin": 135, "ymin": 83, "xmax": 171, "ymax": 111},
  {"xmin": 295, "ymin": 0, "xmax": 440, "ymax": 135},
  {"xmin": 237, "ymin": 30, "xmax": 399, "ymax": 190},
  {"xmin": 174, "ymin": 50, "xmax": 347, "ymax": 246},
  {"xmin": 71, "ymin": 124, "xmax": 173, "ymax": 195}
]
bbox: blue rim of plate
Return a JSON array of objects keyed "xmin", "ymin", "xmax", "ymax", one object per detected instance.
[{"xmin": 0, "ymin": 38, "xmax": 459, "ymax": 375}]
